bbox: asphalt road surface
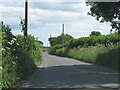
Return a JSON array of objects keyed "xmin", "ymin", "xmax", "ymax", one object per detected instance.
[{"xmin": 23, "ymin": 52, "xmax": 119, "ymax": 88}]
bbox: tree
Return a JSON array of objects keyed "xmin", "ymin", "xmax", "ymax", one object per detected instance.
[
  {"xmin": 48, "ymin": 34, "xmax": 73, "ymax": 47},
  {"xmin": 87, "ymin": 2, "xmax": 120, "ymax": 34},
  {"xmin": 89, "ymin": 31, "xmax": 101, "ymax": 36},
  {"xmin": 56, "ymin": 34, "xmax": 73, "ymax": 45}
]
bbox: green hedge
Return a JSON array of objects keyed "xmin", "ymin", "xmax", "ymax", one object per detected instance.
[
  {"xmin": 68, "ymin": 32, "xmax": 119, "ymax": 48},
  {"xmin": 1, "ymin": 22, "xmax": 42, "ymax": 88},
  {"xmin": 49, "ymin": 44, "xmax": 63, "ymax": 55}
]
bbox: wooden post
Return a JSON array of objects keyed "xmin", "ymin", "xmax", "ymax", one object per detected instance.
[
  {"xmin": 62, "ymin": 24, "xmax": 65, "ymax": 48},
  {"xmin": 25, "ymin": 0, "xmax": 28, "ymax": 36}
]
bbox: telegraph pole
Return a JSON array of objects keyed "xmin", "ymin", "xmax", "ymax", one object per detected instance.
[
  {"xmin": 25, "ymin": 0, "xmax": 28, "ymax": 36},
  {"xmin": 62, "ymin": 24, "xmax": 65, "ymax": 48}
]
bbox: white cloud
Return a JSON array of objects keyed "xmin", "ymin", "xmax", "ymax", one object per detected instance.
[
  {"xmin": 0, "ymin": 2, "xmax": 112, "ymax": 46},
  {"xmin": 1, "ymin": 4, "xmax": 24, "ymax": 29}
]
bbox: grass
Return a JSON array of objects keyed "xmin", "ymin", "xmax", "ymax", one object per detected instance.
[
  {"xmin": 67, "ymin": 43, "xmax": 119, "ymax": 70},
  {"xmin": 68, "ymin": 45, "xmax": 106, "ymax": 63}
]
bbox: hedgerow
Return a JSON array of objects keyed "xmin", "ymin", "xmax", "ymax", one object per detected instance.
[
  {"xmin": 1, "ymin": 22, "xmax": 42, "ymax": 88},
  {"xmin": 68, "ymin": 32, "xmax": 119, "ymax": 48}
]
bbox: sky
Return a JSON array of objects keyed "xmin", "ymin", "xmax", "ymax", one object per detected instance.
[{"xmin": 0, "ymin": 0, "xmax": 112, "ymax": 46}]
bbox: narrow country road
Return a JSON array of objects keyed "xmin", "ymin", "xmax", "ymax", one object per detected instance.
[{"xmin": 22, "ymin": 52, "xmax": 119, "ymax": 88}]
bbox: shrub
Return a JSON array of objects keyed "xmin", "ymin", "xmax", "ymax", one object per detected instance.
[
  {"xmin": 56, "ymin": 48, "xmax": 67, "ymax": 57},
  {"xmin": 68, "ymin": 32, "xmax": 119, "ymax": 48},
  {"xmin": 1, "ymin": 22, "xmax": 42, "ymax": 88},
  {"xmin": 49, "ymin": 34, "xmax": 73, "ymax": 47},
  {"xmin": 49, "ymin": 44, "xmax": 63, "ymax": 55}
]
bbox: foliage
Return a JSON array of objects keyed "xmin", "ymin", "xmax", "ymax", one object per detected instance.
[
  {"xmin": 89, "ymin": 31, "xmax": 101, "ymax": 36},
  {"xmin": 42, "ymin": 46, "xmax": 50, "ymax": 52},
  {"xmin": 0, "ymin": 23, "xmax": 2, "ymax": 89},
  {"xmin": 68, "ymin": 32, "xmax": 119, "ymax": 48},
  {"xmin": 49, "ymin": 44, "xmax": 63, "ymax": 55},
  {"xmin": 95, "ymin": 43, "xmax": 119, "ymax": 70},
  {"xmin": 55, "ymin": 48, "xmax": 67, "ymax": 57},
  {"xmin": 87, "ymin": 2, "xmax": 120, "ymax": 34},
  {"xmin": 19, "ymin": 18, "xmax": 27, "ymax": 36},
  {"xmin": 49, "ymin": 34, "xmax": 73, "ymax": 47},
  {"xmin": 1, "ymin": 22, "xmax": 42, "ymax": 88}
]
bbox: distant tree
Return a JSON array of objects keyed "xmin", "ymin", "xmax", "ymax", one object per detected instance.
[
  {"xmin": 89, "ymin": 31, "xmax": 101, "ymax": 36},
  {"xmin": 48, "ymin": 34, "xmax": 73, "ymax": 47},
  {"xmin": 56, "ymin": 34, "xmax": 73, "ymax": 45},
  {"xmin": 87, "ymin": 2, "xmax": 120, "ymax": 34}
]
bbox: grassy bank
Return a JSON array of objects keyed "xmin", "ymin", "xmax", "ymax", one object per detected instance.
[{"xmin": 67, "ymin": 43, "xmax": 119, "ymax": 70}]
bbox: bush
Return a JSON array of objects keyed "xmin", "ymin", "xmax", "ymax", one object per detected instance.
[
  {"xmin": 49, "ymin": 34, "xmax": 73, "ymax": 47},
  {"xmin": 56, "ymin": 48, "xmax": 67, "ymax": 57},
  {"xmin": 49, "ymin": 44, "xmax": 63, "ymax": 55},
  {"xmin": 1, "ymin": 22, "xmax": 42, "ymax": 88}
]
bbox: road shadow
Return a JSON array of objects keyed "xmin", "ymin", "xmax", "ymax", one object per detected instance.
[{"xmin": 22, "ymin": 64, "xmax": 119, "ymax": 88}]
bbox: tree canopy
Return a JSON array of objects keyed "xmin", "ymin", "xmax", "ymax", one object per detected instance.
[
  {"xmin": 89, "ymin": 31, "xmax": 101, "ymax": 36},
  {"xmin": 87, "ymin": 2, "xmax": 120, "ymax": 34},
  {"xmin": 49, "ymin": 34, "xmax": 73, "ymax": 47}
]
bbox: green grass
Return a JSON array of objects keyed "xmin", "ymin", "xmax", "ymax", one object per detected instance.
[
  {"xmin": 67, "ymin": 43, "xmax": 119, "ymax": 70},
  {"xmin": 68, "ymin": 45, "xmax": 106, "ymax": 63}
]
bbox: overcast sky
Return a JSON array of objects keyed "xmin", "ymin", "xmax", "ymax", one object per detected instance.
[{"xmin": 0, "ymin": 1, "xmax": 111, "ymax": 46}]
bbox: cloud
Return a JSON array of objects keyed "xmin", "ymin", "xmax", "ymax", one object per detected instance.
[
  {"xmin": 29, "ymin": 2, "xmax": 85, "ymax": 12},
  {"xmin": 0, "ymin": 2, "xmax": 112, "ymax": 46},
  {"xmin": 1, "ymin": 4, "xmax": 24, "ymax": 30}
]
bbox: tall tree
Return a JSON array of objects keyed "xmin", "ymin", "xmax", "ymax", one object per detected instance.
[{"xmin": 87, "ymin": 2, "xmax": 120, "ymax": 34}]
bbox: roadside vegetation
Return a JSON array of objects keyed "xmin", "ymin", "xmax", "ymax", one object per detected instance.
[
  {"xmin": 42, "ymin": 46, "xmax": 50, "ymax": 52},
  {"xmin": 49, "ymin": 32, "xmax": 120, "ymax": 70},
  {"xmin": 1, "ymin": 22, "xmax": 43, "ymax": 88}
]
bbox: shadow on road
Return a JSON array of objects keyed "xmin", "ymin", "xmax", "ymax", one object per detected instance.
[{"xmin": 23, "ymin": 64, "xmax": 118, "ymax": 88}]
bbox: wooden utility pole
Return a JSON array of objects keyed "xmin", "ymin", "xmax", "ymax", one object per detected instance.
[
  {"xmin": 62, "ymin": 24, "xmax": 65, "ymax": 48},
  {"xmin": 25, "ymin": 0, "xmax": 28, "ymax": 36}
]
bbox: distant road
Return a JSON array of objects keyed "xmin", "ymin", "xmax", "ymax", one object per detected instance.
[{"xmin": 23, "ymin": 52, "xmax": 119, "ymax": 88}]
